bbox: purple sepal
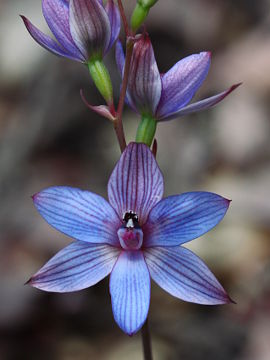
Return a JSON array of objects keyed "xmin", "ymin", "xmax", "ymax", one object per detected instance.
[
  {"xmin": 105, "ymin": 0, "xmax": 121, "ymax": 53},
  {"xmin": 33, "ymin": 186, "xmax": 121, "ymax": 246},
  {"xmin": 144, "ymin": 192, "xmax": 230, "ymax": 247},
  {"xmin": 21, "ymin": 16, "xmax": 81, "ymax": 61},
  {"xmin": 69, "ymin": 0, "xmax": 111, "ymax": 59},
  {"xmin": 159, "ymin": 83, "xmax": 242, "ymax": 121},
  {"xmin": 145, "ymin": 246, "xmax": 232, "ymax": 304},
  {"xmin": 156, "ymin": 52, "xmax": 211, "ymax": 119},
  {"xmin": 27, "ymin": 241, "xmax": 119, "ymax": 292},
  {"xmin": 22, "ymin": 0, "xmax": 119, "ymax": 62},
  {"xmin": 128, "ymin": 34, "xmax": 162, "ymax": 115},
  {"xmin": 80, "ymin": 89, "xmax": 116, "ymax": 121},
  {"xmin": 108, "ymin": 143, "xmax": 164, "ymax": 225},
  {"xmin": 109, "ymin": 250, "xmax": 150, "ymax": 335},
  {"xmin": 42, "ymin": 0, "xmax": 83, "ymax": 60},
  {"xmin": 118, "ymin": 34, "xmax": 240, "ymax": 121}
]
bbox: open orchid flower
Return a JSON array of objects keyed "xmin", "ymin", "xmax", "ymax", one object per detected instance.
[
  {"xmin": 116, "ymin": 34, "xmax": 241, "ymax": 121},
  {"xmin": 28, "ymin": 143, "xmax": 232, "ymax": 335},
  {"xmin": 21, "ymin": 0, "xmax": 120, "ymax": 63}
]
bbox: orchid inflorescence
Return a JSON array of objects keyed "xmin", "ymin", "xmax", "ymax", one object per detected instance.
[{"xmin": 22, "ymin": 0, "xmax": 239, "ymax": 341}]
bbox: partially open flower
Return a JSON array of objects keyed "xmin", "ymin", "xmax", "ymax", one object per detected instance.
[
  {"xmin": 21, "ymin": 0, "xmax": 120, "ymax": 63},
  {"xmin": 116, "ymin": 34, "xmax": 241, "ymax": 121},
  {"xmin": 28, "ymin": 143, "xmax": 232, "ymax": 335}
]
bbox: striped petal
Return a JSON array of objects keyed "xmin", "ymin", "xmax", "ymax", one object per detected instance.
[
  {"xmin": 145, "ymin": 246, "xmax": 231, "ymax": 304},
  {"xmin": 159, "ymin": 83, "xmax": 242, "ymax": 121},
  {"xmin": 105, "ymin": 0, "xmax": 121, "ymax": 53},
  {"xmin": 156, "ymin": 52, "xmax": 211, "ymax": 119},
  {"xmin": 144, "ymin": 192, "xmax": 230, "ymax": 247},
  {"xmin": 128, "ymin": 34, "xmax": 162, "ymax": 115},
  {"xmin": 69, "ymin": 0, "xmax": 111, "ymax": 60},
  {"xmin": 110, "ymin": 250, "xmax": 150, "ymax": 335},
  {"xmin": 28, "ymin": 241, "xmax": 119, "ymax": 292},
  {"xmin": 33, "ymin": 186, "xmax": 121, "ymax": 246},
  {"xmin": 108, "ymin": 143, "xmax": 164, "ymax": 225},
  {"xmin": 21, "ymin": 16, "xmax": 79, "ymax": 61},
  {"xmin": 42, "ymin": 0, "xmax": 83, "ymax": 60}
]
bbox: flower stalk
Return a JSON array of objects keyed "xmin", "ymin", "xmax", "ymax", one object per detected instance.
[
  {"xmin": 113, "ymin": 1, "xmax": 136, "ymax": 152},
  {"xmin": 136, "ymin": 114, "xmax": 157, "ymax": 147},
  {"xmin": 88, "ymin": 57, "xmax": 114, "ymax": 108},
  {"xmin": 113, "ymin": 37, "xmax": 134, "ymax": 152},
  {"xmin": 117, "ymin": 0, "xmax": 130, "ymax": 36}
]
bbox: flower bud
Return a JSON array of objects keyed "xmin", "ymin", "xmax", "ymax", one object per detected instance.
[{"xmin": 131, "ymin": 0, "xmax": 158, "ymax": 32}]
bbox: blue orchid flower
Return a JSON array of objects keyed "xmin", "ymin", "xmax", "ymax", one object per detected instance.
[
  {"xmin": 116, "ymin": 34, "xmax": 241, "ymax": 121},
  {"xmin": 28, "ymin": 143, "xmax": 232, "ymax": 335},
  {"xmin": 21, "ymin": 0, "xmax": 120, "ymax": 63}
]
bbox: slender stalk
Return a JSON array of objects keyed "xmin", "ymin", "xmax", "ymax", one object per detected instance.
[
  {"xmin": 113, "ymin": 118, "xmax": 127, "ymax": 153},
  {"xmin": 117, "ymin": 0, "xmax": 130, "ymax": 36},
  {"xmin": 116, "ymin": 37, "xmax": 134, "ymax": 121},
  {"xmin": 113, "ymin": 0, "xmax": 136, "ymax": 153},
  {"xmin": 141, "ymin": 319, "xmax": 153, "ymax": 360}
]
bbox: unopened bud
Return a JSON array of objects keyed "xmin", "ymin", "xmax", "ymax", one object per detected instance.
[{"xmin": 131, "ymin": 0, "xmax": 158, "ymax": 32}]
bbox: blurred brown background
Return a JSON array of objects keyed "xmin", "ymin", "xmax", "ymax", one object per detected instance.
[{"xmin": 0, "ymin": 0, "xmax": 270, "ymax": 359}]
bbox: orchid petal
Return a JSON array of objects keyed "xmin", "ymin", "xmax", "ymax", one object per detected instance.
[
  {"xmin": 156, "ymin": 52, "xmax": 211, "ymax": 119},
  {"xmin": 144, "ymin": 192, "xmax": 230, "ymax": 247},
  {"xmin": 33, "ymin": 186, "xmax": 121, "ymax": 246},
  {"xmin": 115, "ymin": 41, "xmax": 138, "ymax": 113},
  {"xmin": 128, "ymin": 35, "xmax": 162, "ymax": 115},
  {"xmin": 108, "ymin": 143, "xmax": 164, "ymax": 225},
  {"xmin": 145, "ymin": 246, "xmax": 231, "ymax": 304},
  {"xmin": 159, "ymin": 83, "xmax": 242, "ymax": 121},
  {"xmin": 105, "ymin": 0, "xmax": 121, "ymax": 53},
  {"xmin": 28, "ymin": 241, "xmax": 119, "ymax": 292},
  {"xmin": 42, "ymin": 0, "xmax": 83, "ymax": 61},
  {"xmin": 69, "ymin": 0, "xmax": 111, "ymax": 59},
  {"xmin": 110, "ymin": 250, "xmax": 150, "ymax": 335},
  {"xmin": 21, "ymin": 16, "xmax": 79, "ymax": 61}
]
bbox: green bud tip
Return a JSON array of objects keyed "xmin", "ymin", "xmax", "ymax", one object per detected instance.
[{"xmin": 131, "ymin": 0, "xmax": 158, "ymax": 32}]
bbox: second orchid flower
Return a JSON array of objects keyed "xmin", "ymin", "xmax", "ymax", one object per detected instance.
[
  {"xmin": 22, "ymin": 0, "xmax": 121, "ymax": 106},
  {"xmin": 116, "ymin": 34, "xmax": 241, "ymax": 146}
]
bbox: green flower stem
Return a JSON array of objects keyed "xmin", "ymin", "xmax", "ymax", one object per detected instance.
[
  {"xmin": 136, "ymin": 114, "xmax": 157, "ymax": 147},
  {"xmin": 88, "ymin": 57, "xmax": 113, "ymax": 106}
]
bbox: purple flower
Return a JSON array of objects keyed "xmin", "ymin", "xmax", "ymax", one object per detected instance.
[
  {"xmin": 116, "ymin": 34, "xmax": 241, "ymax": 121},
  {"xmin": 29, "ymin": 143, "xmax": 232, "ymax": 335},
  {"xmin": 21, "ymin": 0, "xmax": 120, "ymax": 62}
]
